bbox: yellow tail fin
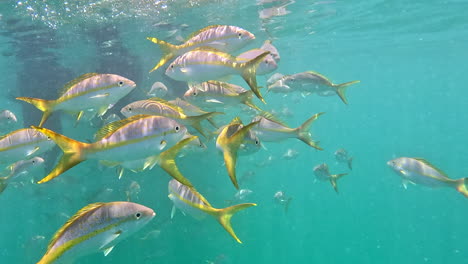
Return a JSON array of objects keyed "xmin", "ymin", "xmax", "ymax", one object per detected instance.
[
  {"xmin": 329, "ymin": 173, "xmax": 348, "ymax": 193},
  {"xmin": 16, "ymin": 97, "xmax": 54, "ymax": 127},
  {"xmin": 333, "ymin": 80, "xmax": 360, "ymax": 105},
  {"xmin": 31, "ymin": 126, "xmax": 90, "ymax": 184},
  {"xmin": 295, "ymin": 112, "xmax": 325, "ymax": 150},
  {"xmin": 185, "ymin": 112, "xmax": 224, "ymax": 138},
  {"xmin": 240, "ymin": 51, "xmax": 270, "ymax": 104},
  {"xmin": 147, "ymin": 37, "xmax": 178, "ymax": 72},
  {"xmin": 455, "ymin": 178, "xmax": 468, "ymax": 198},
  {"xmin": 241, "ymin": 91, "xmax": 262, "ymax": 112}
]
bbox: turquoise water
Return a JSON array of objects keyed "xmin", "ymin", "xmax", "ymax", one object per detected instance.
[{"xmin": 1, "ymin": 0, "xmax": 468, "ymax": 263}]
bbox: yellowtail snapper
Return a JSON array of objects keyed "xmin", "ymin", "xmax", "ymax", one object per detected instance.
[{"xmin": 0, "ymin": 157, "xmax": 45, "ymax": 193}]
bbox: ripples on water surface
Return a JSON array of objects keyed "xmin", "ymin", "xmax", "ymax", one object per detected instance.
[{"xmin": 1, "ymin": 0, "xmax": 468, "ymax": 263}]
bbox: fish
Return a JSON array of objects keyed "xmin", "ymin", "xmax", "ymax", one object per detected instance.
[
  {"xmin": 334, "ymin": 148, "xmax": 353, "ymax": 170},
  {"xmin": 313, "ymin": 163, "xmax": 348, "ymax": 193},
  {"xmin": 165, "ymin": 47, "xmax": 270, "ymax": 103},
  {"xmin": 125, "ymin": 181, "xmax": 141, "ymax": 202},
  {"xmin": 387, "ymin": 157, "xmax": 468, "ymax": 198},
  {"xmin": 168, "ymin": 179, "xmax": 256, "ymax": 243},
  {"xmin": 282, "ymin": 148, "xmax": 299, "ymax": 160},
  {"xmin": 234, "ymin": 189, "xmax": 253, "ymax": 200},
  {"xmin": 31, "ymin": 115, "xmax": 191, "ymax": 185},
  {"xmin": 0, "ymin": 109, "xmax": 18, "ymax": 132},
  {"xmin": 16, "ymin": 73, "xmax": 136, "ymax": 126},
  {"xmin": 184, "ymin": 81, "xmax": 261, "ymax": 111},
  {"xmin": 252, "ymin": 112, "xmax": 324, "ymax": 150},
  {"xmin": 267, "ymin": 72, "xmax": 285, "ymax": 86},
  {"xmin": 260, "ymin": 40, "xmax": 280, "ymax": 62},
  {"xmin": 169, "ymin": 98, "xmax": 219, "ymax": 129},
  {"xmin": 0, "ymin": 157, "xmax": 45, "ymax": 194},
  {"xmin": 36, "ymin": 202, "xmax": 155, "ymax": 264},
  {"xmin": 273, "ymin": 191, "xmax": 292, "ymax": 213},
  {"xmin": 236, "ymin": 48, "xmax": 277, "ymax": 75},
  {"xmin": 147, "ymin": 82, "xmax": 169, "ymax": 98},
  {"xmin": 147, "ymin": 25, "xmax": 255, "ymax": 72},
  {"xmin": 120, "ymin": 97, "xmax": 222, "ymax": 138},
  {"xmin": 216, "ymin": 117, "xmax": 260, "ymax": 189},
  {"xmin": 0, "ymin": 128, "xmax": 55, "ymax": 167},
  {"xmin": 267, "ymin": 71, "xmax": 360, "ymax": 104}
]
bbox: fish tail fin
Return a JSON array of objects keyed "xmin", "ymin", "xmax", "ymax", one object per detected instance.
[
  {"xmin": 16, "ymin": 97, "xmax": 54, "ymax": 126},
  {"xmin": 334, "ymin": 80, "xmax": 360, "ymax": 105},
  {"xmin": 221, "ymin": 121, "xmax": 260, "ymax": 189},
  {"xmin": 147, "ymin": 37, "xmax": 178, "ymax": 72},
  {"xmin": 455, "ymin": 178, "xmax": 468, "ymax": 198},
  {"xmin": 329, "ymin": 173, "xmax": 348, "ymax": 193},
  {"xmin": 31, "ymin": 126, "xmax": 89, "ymax": 184},
  {"xmin": 348, "ymin": 157, "xmax": 353, "ymax": 170},
  {"xmin": 240, "ymin": 51, "xmax": 270, "ymax": 104},
  {"xmin": 295, "ymin": 112, "xmax": 325, "ymax": 150},
  {"xmin": 157, "ymin": 136, "xmax": 197, "ymax": 188},
  {"xmin": 0, "ymin": 177, "xmax": 8, "ymax": 194},
  {"xmin": 185, "ymin": 112, "xmax": 224, "ymax": 138},
  {"xmin": 241, "ymin": 91, "xmax": 262, "ymax": 112},
  {"xmin": 211, "ymin": 203, "xmax": 257, "ymax": 243}
]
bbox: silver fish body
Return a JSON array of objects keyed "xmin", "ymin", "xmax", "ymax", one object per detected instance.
[
  {"xmin": 168, "ymin": 179, "xmax": 208, "ymax": 220},
  {"xmin": 236, "ymin": 48, "xmax": 277, "ymax": 75},
  {"xmin": 0, "ymin": 110, "xmax": 18, "ymax": 132},
  {"xmin": 147, "ymin": 82, "xmax": 168, "ymax": 98},
  {"xmin": 313, "ymin": 163, "xmax": 332, "ymax": 181},
  {"xmin": 5, "ymin": 156, "xmax": 45, "ymax": 181}
]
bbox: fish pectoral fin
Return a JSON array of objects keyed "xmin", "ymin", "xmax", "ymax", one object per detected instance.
[
  {"xmin": 101, "ymin": 230, "xmax": 122, "ymax": 256},
  {"xmin": 74, "ymin": 111, "xmax": 84, "ymax": 127},
  {"xmin": 402, "ymin": 179, "xmax": 415, "ymax": 189},
  {"xmin": 143, "ymin": 155, "xmax": 159, "ymax": 170},
  {"xmin": 399, "ymin": 170, "xmax": 408, "ymax": 176},
  {"xmin": 159, "ymin": 140, "xmax": 167, "ymax": 151},
  {"xmin": 205, "ymin": 99, "xmax": 224, "ymax": 104},
  {"xmin": 26, "ymin": 146, "xmax": 40, "ymax": 157},
  {"xmin": 90, "ymin": 93, "xmax": 110, "ymax": 99},
  {"xmin": 102, "ymin": 246, "xmax": 115, "ymax": 257},
  {"xmin": 171, "ymin": 205, "xmax": 176, "ymax": 219},
  {"xmin": 97, "ymin": 105, "xmax": 111, "ymax": 117},
  {"xmin": 180, "ymin": 67, "xmax": 189, "ymax": 73}
]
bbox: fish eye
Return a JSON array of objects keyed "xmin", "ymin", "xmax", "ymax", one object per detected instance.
[
  {"xmin": 118, "ymin": 81, "xmax": 124, "ymax": 86},
  {"xmin": 175, "ymin": 126, "xmax": 180, "ymax": 132},
  {"xmin": 47, "ymin": 136, "xmax": 51, "ymax": 140},
  {"xmin": 170, "ymin": 65, "xmax": 174, "ymax": 69},
  {"xmin": 6, "ymin": 117, "xmax": 10, "ymax": 120},
  {"xmin": 135, "ymin": 212, "xmax": 141, "ymax": 219},
  {"xmin": 238, "ymin": 33, "xmax": 242, "ymax": 37},
  {"xmin": 255, "ymin": 140, "xmax": 259, "ymax": 145},
  {"xmin": 193, "ymin": 91, "xmax": 197, "ymax": 96},
  {"xmin": 128, "ymin": 107, "xmax": 132, "ymax": 111},
  {"xmin": 32, "ymin": 160, "xmax": 36, "ymax": 164}
]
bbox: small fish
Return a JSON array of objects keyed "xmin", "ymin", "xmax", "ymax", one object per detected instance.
[
  {"xmin": 387, "ymin": 157, "xmax": 468, "ymax": 198},
  {"xmin": 126, "ymin": 181, "xmax": 141, "ymax": 201},
  {"xmin": 0, "ymin": 157, "xmax": 45, "ymax": 190},
  {"xmin": 147, "ymin": 25, "xmax": 255, "ymax": 72},
  {"xmin": 216, "ymin": 118, "xmax": 260, "ymax": 189},
  {"xmin": 17, "ymin": 73, "xmax": 136, "ymax": 126},
  {"xmin": 168, "ymin": 179, "xmax": 256, "ymax": 243},
  {"xmin": 273, "ymin": 191, "xmax": 292, "ymax": 213},
  {"xmin": 334, "ymin": 148, "xmax": 353, "ymax": 170},
  {"xmin": 313, "ymin": 163, "xmax": 348, "ymax": 193},
  {"xmin": 234, "ymin": 189, "xmax": 253, "ymax": 200},
  {"xmin": 267, "ymin": 73, "xmax": 285, "ymax": 86},
  {"xmin": 32, "ymin": 115, "xmax": 191, "ymax": 185},
  {"xmin": 165, "ymin": 47, "xmax": 270, "ymax": 103},
  {"xmin": 0, "ymin": 110, "xmax": 18, "ymax": 132},
  {"xmin": 147, "ymin": 82, "xmax": 169, "ymax": 98},
  {"xmin": 267, "ymin": 71, "xmax": 360, "ymax": 104},
  {"xmin": 282, "ymin": 148, "xmax": 299, "ymax": 160},
  {"xmin": 36, "ymin": 202, "xmax": 155, "ymax": 264},
  {"xmin": 120, "ymin": 97, "xmax": 222, "ymax": 138},
  {"xmin": 236, "ymin": 48, "xmax": 277, "ymax": 75},
  {"xmin": 140, "ymin": 229, "xmax": 161, "ymax": 240},
  {"xmin": 184, "ymin": 81, "xmax": 261, "ymax": 111},
  {"xmin": 0, "ymin": 128, "xmax": 55, "ymax": 166},
  {"xmin": 252, "ymin": 112, "xmax": 323, "ymax": 150}
]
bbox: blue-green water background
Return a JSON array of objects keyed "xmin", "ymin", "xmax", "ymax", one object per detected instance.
[{"xmin": 1, "ymin": 0, "xmax": 468, "ymax": 263}]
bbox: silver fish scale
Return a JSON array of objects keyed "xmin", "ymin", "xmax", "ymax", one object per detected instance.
[{"xmin": 0, "ymin": 129, "xmax": 47, "ymax": 149}]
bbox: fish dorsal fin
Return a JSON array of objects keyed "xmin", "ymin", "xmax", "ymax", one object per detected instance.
[
  {"xmin": 95, "ymin": 114, "xmax": 150, "ymax": 141},
  {"xmin": 148, "ymin": 97, "xmax": 185, "ymax": 113},
  {"xmin": 231, "ymin": 117, "xmax": 243, "ymax": 125},
  {"xmin": 46, "ymin": 202, "xmax": 105, "ymax": 253},
  {"xmin": 58, "ymin": 73, "xmax": 100, "ymax": 96},
  {"xmin": 191, "ymin": 47, "xmax": 235, "ymax": 60},
  {"xmin": 259, "ymin": 111, "xmax": 288, "ymax": 127},
  {"xmin": 305, "ymin": 71, "xmax": 332, "ymax": 83},
  {"xmin": 186, "ymin": 25, "xmax": 222, "ymax": 40},
  {"xmin": 413, "ymin": 158, "xmax": 450, "ymax": 178}
]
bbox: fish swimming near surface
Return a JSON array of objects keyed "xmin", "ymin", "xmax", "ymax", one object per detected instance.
[
  {"xmin": 16, "ymin": 73, "xmax": 136, "ymax": 127},
  {"xmin": 0, "ymin": 157, "xmax": 45, "ymax": 194},
  {"xmin": 120, "ymin": 97, "xmax": 223, "ymax": 138},
  {"xmin": 313, "ymin": 163, "xmax": 348, "ymax": 193},
  {"xmin": 0, "ymin": 128, "xmax": 55, "ymax": 167},
  {"xmin": 36, "ymin": 202, "xmax": 155, "ymax": 264},
  {"xmin": 267, "ymin": 71, "xmax": 360, "ymax": 104},
  {"xmin": 165, "ymin": 47, "xmax": 270, "ymax": 103},
  {"xmin": 252, "ymin": 112, "xmax": 324, "ymax": 150},
  {"xmin": 184, "ymin": 81, "xmax": 262, "ymax": 111},
  {"xmin": 236, "ymin": 48, "xmax": 278, "ymax": 75},
  {"xmin": 147, "ymin": 25, "xmax": 255, "ymax": 72},
  {"xmin": 334, "ymin": 148, "xmax": 353, "ymax": 170},
  {"xmin": 387, "ymin": 157, "xmax": 468, "ymax": 198},
  {"xmin": 31, "ymin": 115, "xmax": 192, "ymax": 186},
  {"xmin": 216, "ymin": 117, "xmax": 260, "ymax": 189},
  {"xmin": 168, "ymin": 179, "xmax": 256, "ymax": 243}
]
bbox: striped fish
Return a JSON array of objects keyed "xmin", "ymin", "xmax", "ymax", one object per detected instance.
[
  {"xmin": 184, "ymin": 81, "xmax": 261, "ymax": 111},
  {"xmin": 17, "ymin": 73, "xmax": 136, "ymax": 126},
  {"xmin": 120, "ymin": 97, "xmax": 222, "ymax": 137},
  {"xmin": 147, "ymin": 25, "xmax": 255, "ymax": 72},
  {"xmin": 37, "ymin": 202, "xmax": 155, "ymax": 264},
  {"xmin": 168, "ymin": 179, "xmax": 256, "ymax": 243},
  {"xmin": 32, "ymin": 115, "xmax": 191, "ymax": 185},
  {"xmin": 236, "ymin": 48, "xmax": 277, "ymax": 75},
  {"xmin": 165, "ymin": 47, "xmax": 270, "ymax": 103},
  {"xmin": 0, "ymin": 128, "xmax": 55, "ymax": 166}
]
